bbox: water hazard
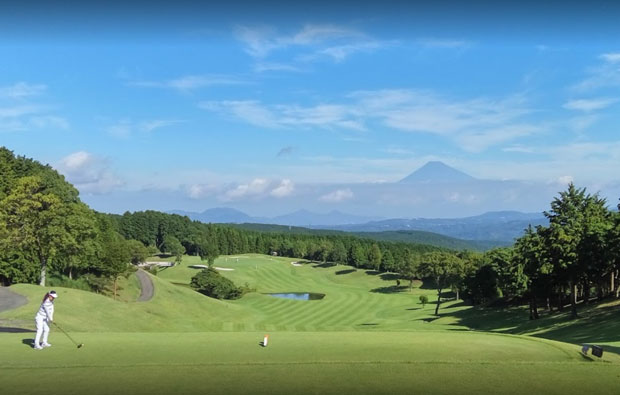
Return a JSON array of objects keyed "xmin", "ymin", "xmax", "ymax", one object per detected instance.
[{"xmin": 266, "ymin": 293, "xmax": 325, "ymax": 300}]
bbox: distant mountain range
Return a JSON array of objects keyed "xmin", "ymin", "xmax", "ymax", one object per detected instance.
[
  {"xmin": 320, "ymin": 211, "xmax": 547, "ymax": 242},
  {"xmin": 169, "ymin": 208, "xmax": 382, "ymax": 227},
  {"xmin": 169, "ymin": 207, "xmax": 546, "ymax": 244}
]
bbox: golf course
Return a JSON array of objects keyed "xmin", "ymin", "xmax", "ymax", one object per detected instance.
[{"xmin": 2, "ymin": 254, "xmax": 620, "ymax": 394}]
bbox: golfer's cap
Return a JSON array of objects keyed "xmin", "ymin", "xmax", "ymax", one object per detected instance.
[{"xmin": 49, "ymin": 291, "xmax": 58, "ymax": 298}]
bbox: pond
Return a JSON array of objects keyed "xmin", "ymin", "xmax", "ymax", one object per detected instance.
[{"xmin": 266, "ymin": 293, "xmax": 325, "ymax": 301}]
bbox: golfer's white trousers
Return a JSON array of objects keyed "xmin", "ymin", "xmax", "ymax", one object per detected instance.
[{"xmin": 34, "ymin": 316, "xmax": 50, "ymax": 346}]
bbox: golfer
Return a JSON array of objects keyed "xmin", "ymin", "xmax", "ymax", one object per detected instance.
[{"xmin": 34, "ymin": 290, "xmax": 57, "ymax": 350}]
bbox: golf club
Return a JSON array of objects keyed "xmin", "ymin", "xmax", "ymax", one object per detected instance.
[{"xmin": 52, "ymin": 322, "xmax": 84, "ymax": 348}]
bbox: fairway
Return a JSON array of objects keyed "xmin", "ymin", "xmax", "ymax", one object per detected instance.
[{"xmin": 2, "ymin": 254, "xmax": 620, "ymax": 394}]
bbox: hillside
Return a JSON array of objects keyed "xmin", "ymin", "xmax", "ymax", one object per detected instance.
[{"xmin": 231, "ymin": 223, "xmax": 502, "ymax": 251}]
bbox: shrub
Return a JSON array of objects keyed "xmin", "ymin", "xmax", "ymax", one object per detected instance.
[
  {"xmin": 190, "ymin": 268, "xmax": 242, "ymax": 299},
  {"xmin": 48, "ymin": 274, "xmax": 92, "ymax": 292},
  {"xmin": 419, "ymin": 294, "xmax": 429, "ymax": 308}
]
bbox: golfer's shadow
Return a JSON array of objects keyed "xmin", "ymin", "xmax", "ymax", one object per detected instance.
[{"xmin": 21, "ymin": 338, "xmax": 35, "ymax": 348}]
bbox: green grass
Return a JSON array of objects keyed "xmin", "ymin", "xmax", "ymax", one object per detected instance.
[
  {"xmin": 2, "ymin": 254, "xmax": 620, "ymax": 394},
  {"xmin": 1, "ymin": 331, "xmax": 618, "ymax": 395}
]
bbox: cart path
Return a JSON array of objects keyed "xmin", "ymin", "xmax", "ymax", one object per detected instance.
[
  {"xmin": 0, "ymin": 287, "xmax": 28, "ymax": 313},
  {"xmin": 136, "ymin": 269, "xmax": 154, "ymax": 302}
]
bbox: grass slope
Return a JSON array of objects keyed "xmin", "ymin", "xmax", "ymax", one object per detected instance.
[{"xmin": 2, "ymin": 254, "xmax": 620, "ymax": 394}]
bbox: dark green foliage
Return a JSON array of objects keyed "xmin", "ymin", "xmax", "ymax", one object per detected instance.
[
  {"xmin": 419, "ymin": 294, "xmax": 429, "ymax": 308},
  {"xmin": 47, "ymin": 273, "xmax": 93, "ymax": 292},
  {"xmin": 161, "ymin": 235, "xmax": 185, "ymax": 264},
  {"xmin": 418, "ymin": 251, "xmax": 464, "ymax": 315},
  {"xmin": 190, "ymin": 268, "xmax": 242, "ymax": 299}
]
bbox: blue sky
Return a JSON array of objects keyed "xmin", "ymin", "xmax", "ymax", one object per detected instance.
[{"xmin": 2, "ymin": 1, "xmax": 620, "ymax": 217}]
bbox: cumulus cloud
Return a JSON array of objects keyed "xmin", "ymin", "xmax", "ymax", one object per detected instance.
[
  {"xmin": 57, "ymin": 151, "xmax": 123, "ymax": 194},
  {"xmin": 185, "ymin": 183, "xmax": 220, "ymax": 199},
  {"xmin": 319, "ymin": 188, "xmax": 354, "ymax": 202},
  {"xmin": 271, "ymin": 179, "xmax": 294, "ymax": 197},
  {"xmin": 555, "ymin": 175, "xmax": 574, "ymax": 185},
  {"xmin": 224, "ymin": 178, "xmax": 270, "ymax": 200}
]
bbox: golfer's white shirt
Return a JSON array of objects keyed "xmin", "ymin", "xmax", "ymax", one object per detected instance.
[{"xmin": 36, "ymin": 300, "xmax": 54, "ymax": 322}]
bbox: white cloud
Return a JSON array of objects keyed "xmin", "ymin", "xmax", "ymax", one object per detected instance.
[
  {"xmin": 129, "ymin": 75, "xmax": 242, "ymax": 91},
  {"xmin": 57, "ymin": 151, "xmax": 123, "ymax": 194},
  {"xmin": 224, "ymin": 178, "xmax": 270, "ymax": 200},
  {"xmin": 573, "ymin": 53, "xmax": 620, "ymax": 91},
  {"xmin": 186, "ymin": 184, "xmax": 220, "ymax": 199},
  {"xmin": 139, "ymin": 119, "xmax": 185, "ymax": 132},
  {"xmin": 319, "ymin": 188, "xmax": 354, "ymax": 202},
  {"xmin": 271, "ymin": 179, "xmax": 294, "ymax": 197},
  {"xmin": 315, "ymin": 41, "xmax": 386, "ymax": 62},
  {"xmin": 0, "ymin": 82, "xmax": 47, "ymax": 99},
  {"xmin": 456, "ymin": 124, "xmax": 541, "ymax": 153},
  {"xmin": 0, "ymin": 106, "xmax": 68, "ymax": 133},
  {"xmin": 0, "ymin": 83, "xmax": 68, "ymax": 133},
  {"xmin": 555, "ymin": 175, "xmax": 574, "ymax": 185},
  {"xmin": 29, "ymin": 116, "xmax": 69, "ymax": 130},
  {"xmin": 568, "ymin": 115, "xmax": 600, "ymax": 131},
  {"xmin": 417, "ymin": 38, "xmax": 471, "ymax": 49},
  {"xmin": 502, "ymin": 145, "xmax": 537, "ymax": 154},
  {"xmin": 563, "ymin": 98, "xmax": 617, "ymax": 112},
  {"xmin": 254, "ymin": 62, "xmax": 303, "ymax": 73},
  {"xmin": 600, "ymin": 53, "xmax": 620, "ymax": 63},
  {"xmin": 353, "ymin": 90, "xmax": 536, "ymax": 152},
  {"xmin": 235, "ymin": 24, "xmax": 364, "ymax": 58},
  {"xmin": 200, "ymin": 100, "xmax": 364, "ymax": 131},
  {"xmin": 106, "ymin": 118, "xmax": 183, "ymax": 137},
  {"xmin": 0, "ymin": 105, "xmax": 43, "ymax": 118},
  {"xmin": 106, "ymin": 120, "xmax": 132, "ymax": 138},
  {"xmin": 200, "ymin": 100, "xmax": 279, "ymax": 128},
  {"xmin": 203, "ymin": 89, "xmax": 536, "ymax": 151}
]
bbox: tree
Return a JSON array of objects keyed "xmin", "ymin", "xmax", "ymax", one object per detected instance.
[
  {"xmin": 98, "ymin": 236, "xmax": 135, "ymax": 300},
  {"xmin": 190, "ymin": 268, "xmax": 241, "ymax": 299},
  {"xmin": 419, "ymin": 295, "xmax": 429, "ymax": 308},
  {"xmin": 161, "ymin": 235, "xmax": 185, "ymax": 264},
  {"xmin": 126, "ymin": 240, "xmax": 149, "ymax": 265},
  {"xmin": 197, "ymin": 233, "xmax": 220, "ymax": 267},
  {"xmin": 330, "ymin": 241, "xmax": 348, "ymax": 265},
  {"xmin": 0, "ymin": 176, "xmax": 97, "ymax": 286},
  {"xmin": 544, "ymin": 184, "xmax": 601, "ymax": 318},
  {"xmin": 514, "ymin": 225, "xmax": 552, "ymax": 320},
  {"xmin": 368, "ymin": 244, "xmax": 382, "ymax": 270},
  {"xmin": 418, "ymin": 251, "xmax": 463, "ymax": 316}
]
